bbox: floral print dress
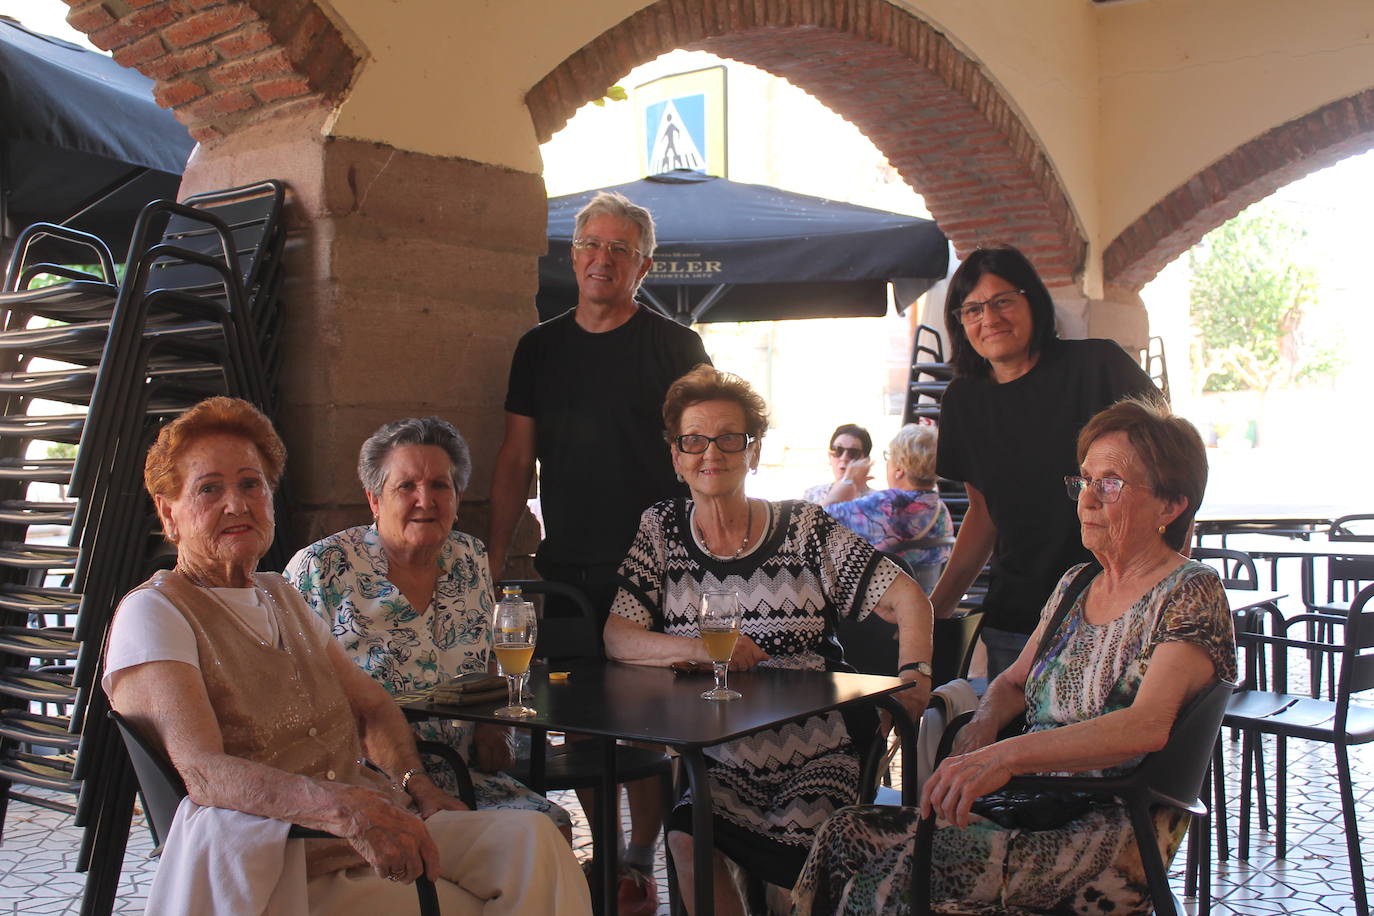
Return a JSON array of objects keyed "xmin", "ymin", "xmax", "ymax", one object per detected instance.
[
  {"xmin": 285, "ymin": 525, "xmax": 569, "ymax": 827},
  {"xmin": 791, "ymin": 560, "xmax": 1236, "ymax": 915}
]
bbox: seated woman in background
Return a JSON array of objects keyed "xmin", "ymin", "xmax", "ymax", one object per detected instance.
[
  {"xmin": 285, "ymin": 416, "xmax": 571, "ymax": 838},
  {"xmin": 803, "ymin": 423, "xmax": 874, "ymax": 506},
  {"xmin": 104, "ymin": 397, "xmax": 586, "ymax": 913},
  {"xmin": 825, "ymin": 423, "xmax": 952, "ymax": 592},
  {"xmin": 793, "ymin": 397, "xmax": 1236, "ymax": 915},
  {"xmin": 606, "ymin": 366, "xmax": 932, "ymax": 915}
]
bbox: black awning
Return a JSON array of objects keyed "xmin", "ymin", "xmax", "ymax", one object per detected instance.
[
  {"xmin": 538, "ymin": 170, "xmax": 949, "ymax": 324},
  {"xmin": 0, "ymin": 17, "xmax": 194, "ymax": 257}
]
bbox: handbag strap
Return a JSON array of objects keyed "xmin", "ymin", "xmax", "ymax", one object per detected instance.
[{"xmin": 1028, "ymin": 561, "xmax": 1102, "ymax": 668}]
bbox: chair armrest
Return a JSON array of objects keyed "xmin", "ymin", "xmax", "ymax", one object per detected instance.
[
  {"xmin": 282, "ymin": 828, "xmax": 442, "ymax": 915},
  {"xmin": 417, "ymin": 739, "xmax": 478, "ymax": 810}
]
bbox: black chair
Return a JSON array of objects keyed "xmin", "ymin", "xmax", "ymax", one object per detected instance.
[
  {"xmin": 1221, "ymin": 586, "xmax": 1374, "ymax": 916},
  {"xmin": 109, "ymin": 708, "xmax": 477, "ymax": 914},
  {"xmin": 911, "ymin": 680, "xmax": 1234, "ymax": 916},
  {"xmin": 1190, "ymin": 546, "xmax": 1259, "ymax": 590}
]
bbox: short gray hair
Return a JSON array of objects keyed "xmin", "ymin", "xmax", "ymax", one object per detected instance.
[
  {"xmin": 574, "ymin": 191, "xmax": 657, "ymax": 258},
  {"xmin": 358, "ymin": 417, "xmax": 472, "ymax": 495}
]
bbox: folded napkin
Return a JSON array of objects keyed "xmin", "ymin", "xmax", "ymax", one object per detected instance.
[{"xmin": 395, "ymin": 671, "xmax": 509, "ymax": 706}]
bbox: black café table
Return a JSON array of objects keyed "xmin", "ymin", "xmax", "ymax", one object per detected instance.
[{"xmin": 405, "ymin": 661, "xmax": 920, "ymax": 915}]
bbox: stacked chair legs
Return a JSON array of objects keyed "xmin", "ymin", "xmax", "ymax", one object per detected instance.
[{"xmin": 0, "ymin": 182, "xmax": 289, "ymax": 915}]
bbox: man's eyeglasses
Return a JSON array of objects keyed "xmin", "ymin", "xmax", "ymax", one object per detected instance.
[
  {"xmin": 675, "ymin": 433, "xmax": 754, "ymax": 454},
  {"xmin": 954, "ymin": 289, "xmax": 1025, "ymax": 325},
  {"xmin": 829, "ymin": 446, "xmax": 865, "ymax": 460},
  {"xmin": 1064, "ymin": 475, "xmax": 1154, "ymax": 504},
  {"xmin": 572, "ymin": 237, "xmax": 642, "ymax": 259}
]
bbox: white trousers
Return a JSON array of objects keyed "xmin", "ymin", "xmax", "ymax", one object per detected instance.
[{"xmin": 308, "ymin": 808, "xmax": 591, "ymax": 915}]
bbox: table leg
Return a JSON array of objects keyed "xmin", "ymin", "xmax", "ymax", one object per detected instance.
[
  {"xmin": 528, "ymin": 725, "xmax": 548, "ymax": 794},
  {"xmin": 875, "ymin": 695, "xmax": 919, "ymax": 805},
  {"xmin": 595, "ymin": 738, "xmax": 619, "ymax": 915},
  {"xmin": 681, "ymin": 748, "xmax": 715, "ymax": 916}
]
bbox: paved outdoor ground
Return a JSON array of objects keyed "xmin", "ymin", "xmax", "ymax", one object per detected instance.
[{"xmin": 2, "ymin": 728, "xmax": 1370, "ymax": 915}]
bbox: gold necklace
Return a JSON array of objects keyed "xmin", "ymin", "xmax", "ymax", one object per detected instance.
[
  {"xmin": 694, "ymin": 499, "xmax": 754, "ymax": 561},
  {"xmin": 176, "ymin": 565, "xmax": 280, "ymax": 648}
]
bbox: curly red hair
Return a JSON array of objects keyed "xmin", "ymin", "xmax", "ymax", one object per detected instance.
[{"xmin": 144, "ymin": 397, "xmax": 286, "ymax": 500}]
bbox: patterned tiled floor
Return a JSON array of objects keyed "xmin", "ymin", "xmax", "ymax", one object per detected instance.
[{"xmin": 2, "ymin": 731, "xmax": 1370, "ymax": 915}]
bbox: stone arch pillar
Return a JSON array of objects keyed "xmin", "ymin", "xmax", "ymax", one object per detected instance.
[
  {"xmin": 60, "ymin": 0, "xmax": 546, "ymax": 549},
  {"xmin": 526, "ymin": 0, "xmax": 1088, "ymax": 287},
  {"xmin": 1104, "ymin": 89, "xmax": 1374, "ymax": 290}
]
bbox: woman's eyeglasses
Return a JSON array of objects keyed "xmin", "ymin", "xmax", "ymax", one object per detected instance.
[
  {"xmin": 675, "ymin": 433, "xmax": 754, "ymax": 454},
  {"xmin": 829, "ymin": 446, "xmax": 865, "ymax": 460},
  {"xmin": 1064, "ymin": 475, "xmax": 1154, "ymax": 503},
  {"xmin": 954, "ymin": 289, "xmax": 1025, "ymax": 325}
]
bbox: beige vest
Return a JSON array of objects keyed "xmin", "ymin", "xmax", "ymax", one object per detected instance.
[{"xmin": 137, "ymin": 570, "xmax": 400, "ymax": 874}]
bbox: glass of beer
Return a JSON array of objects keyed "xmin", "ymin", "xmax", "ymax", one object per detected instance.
[
  {"xmin": 493, "ymin": 597, "xmax": 538, "ymax": 718},
  {"xmin": 699, "ymin": 590, "xmax": 743, "ymax": 701}
]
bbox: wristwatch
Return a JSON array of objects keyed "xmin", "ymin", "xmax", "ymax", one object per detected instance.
[{"xmin": 898, "ymin": 660, "xmax": 932, "ymax": 679}]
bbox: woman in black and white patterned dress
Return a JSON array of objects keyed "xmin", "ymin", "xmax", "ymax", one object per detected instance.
[{"xmin": 605, "ymin": 365, "xmax": 933, "ymax": 915}]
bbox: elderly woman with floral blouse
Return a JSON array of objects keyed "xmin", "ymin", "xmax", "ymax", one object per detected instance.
[{"xmin": 286, "ymin": 416, "xmax": 570, "ymax": 837}]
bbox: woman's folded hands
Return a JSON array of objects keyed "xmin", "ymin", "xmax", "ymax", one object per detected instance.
[{"xmin": 335, "ymin": 782, "xmax": 443, "ymax": 882}]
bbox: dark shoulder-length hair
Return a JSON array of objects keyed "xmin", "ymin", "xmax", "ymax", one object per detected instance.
[{"xmin": 944, "ymin": 244, "xmax": 1059, "ymax": 379}]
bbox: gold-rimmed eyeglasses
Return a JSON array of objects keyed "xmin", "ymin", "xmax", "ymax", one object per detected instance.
[{"xmin": 572, "ymin": 236, "xmax": 642, "ymax": 259}]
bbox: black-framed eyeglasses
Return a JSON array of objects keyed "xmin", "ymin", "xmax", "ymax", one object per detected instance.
[
  {"xmin": 1064, "ymin": 475, "xmax": 1154, "ymax": 504},
  {"xmin": 571, "ymin": 236, "xmax": 642, "ymax": 259},
  {"xmin": 954, "ymin": 289, "xmax": 1026, "ymax": 325},
  {"xmin": 675, "ymin": 433, "xmax": 754, "ymax": 454},
  {"xmin": 829, "ymin": 446, "xmax": 865, "ymax": 460}
]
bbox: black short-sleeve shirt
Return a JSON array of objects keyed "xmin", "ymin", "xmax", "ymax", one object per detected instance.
[
  {"xmin": 937, "ymin": 337, "xmax": 1157, "ymax": 635},
  {"xmin": 505, "ymin": 305, "xmax": 710, "ymax": 566}
]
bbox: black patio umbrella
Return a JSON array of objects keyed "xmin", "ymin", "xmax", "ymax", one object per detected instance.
[
  {"xmin": 537, "ymin": 169, "xmax": 949, "ymax": 324},
  {"xmin": 0, "ymin": 17, "xmax": 193, "ymax": 260}
]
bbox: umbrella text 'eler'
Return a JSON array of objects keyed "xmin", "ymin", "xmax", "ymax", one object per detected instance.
[{"xmin": 538, "ymin": 170, "xmax": 949, "ymax": 325}]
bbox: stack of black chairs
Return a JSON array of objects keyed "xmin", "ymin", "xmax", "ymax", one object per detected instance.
[
  {"xmin": 0, "ymin": 180, "xmax": 288, "ymax": 914},
  {"xmin": 900, "ymin": 324, "xmax": 976, "ymax": 604}
]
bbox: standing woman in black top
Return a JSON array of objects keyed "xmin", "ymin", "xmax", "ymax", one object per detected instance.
[{"xmin": 928, "ymin": 245, "xmax": 1157, "ymax": 679}]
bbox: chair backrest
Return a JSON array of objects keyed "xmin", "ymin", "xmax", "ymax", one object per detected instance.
[
  {"xmin": 836, "ymin": 611, "xmax": 900, "ymax": 676},
  {"xmin": 1339, "ymin": 585, "xmax": 1374, "ymax": 712},
  {"xmin": 1136, "ymin": 679, "xmax": 1235, "ymax": 810},
  {"xmin": 888, "ymin": 535, "xmax": 955, "ymax": 594},
  {"xmin": 1328, "ymin": 516, "xmax": 1374, "ymax": 599},
  {"xmin": 135, "ymin": 181, "xmax": 286, "ymax": 313},
  {"xmin": 109, "ymin": 708, "xmax": 187, "ymax": 849},
  {"xmin": 499, "ymin": 578, "xmax": 604, "ymax": 662},
  {"xmin": 1190, "ymin": 547, "xmax": 1258, "ymax": 590}
]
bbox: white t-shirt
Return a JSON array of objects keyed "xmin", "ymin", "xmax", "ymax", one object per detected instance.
[{"xmin": 102, "ymin": 584, "xmax": 332, "ymax": 697}]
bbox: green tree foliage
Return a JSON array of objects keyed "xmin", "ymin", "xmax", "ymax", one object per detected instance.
[{"xmin": 1188, "ymin": 205, "xmax": 1340, "ymax": 393}]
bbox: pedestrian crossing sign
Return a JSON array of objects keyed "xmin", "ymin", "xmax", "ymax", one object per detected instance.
[{"xmin": 636, "ymin": 66, "xmax": 727, "ymax": 177}]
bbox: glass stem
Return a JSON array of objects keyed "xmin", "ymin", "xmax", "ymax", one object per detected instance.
[
  {"xmin": 506, "ymin": 673, "xmax": 520, "ymax": 708},
  {"xmin": 713, "ymin": 660, "xmax": 728, "ymax": 693}
]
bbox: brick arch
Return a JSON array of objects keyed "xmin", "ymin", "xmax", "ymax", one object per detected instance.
[
  {"xmin": 1104, "ymin": 89, "xmax": 1374, "ymax": 291},
  {"xmin": 526, "ymin": 0, "xmax": 1087, "ymax": 286},
  {"xmin": 61, "ymin": 0, "xmax": 361, "ymax": 144}
]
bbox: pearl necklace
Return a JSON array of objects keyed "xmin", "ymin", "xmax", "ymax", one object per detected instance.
[{"xmin": 694, "ymin": 499, "xmax": 755, "ymax": 561}]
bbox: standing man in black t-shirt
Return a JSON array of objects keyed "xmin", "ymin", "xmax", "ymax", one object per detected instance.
[
  {"xmin": 488, "ymin": 190, "xmax": 708, "ymax": 914},
  {"xmin": 929, "ymin": 246, "xmax": 1156, "ymax": 681}
]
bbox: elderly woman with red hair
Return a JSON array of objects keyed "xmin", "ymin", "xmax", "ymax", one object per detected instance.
[{"xmin": 103, "ymin": 396, "xmax": 588, "ymax": 914}]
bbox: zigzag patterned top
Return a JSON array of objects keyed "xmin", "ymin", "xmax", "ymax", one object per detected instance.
[
  {"xmin": 611, "ymin": 498, "xmax": 904, "ymax": 877},
  {"xmin": 611, "ymin": 498, "xmax": 900, "ymax": 669}
]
